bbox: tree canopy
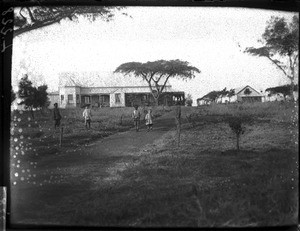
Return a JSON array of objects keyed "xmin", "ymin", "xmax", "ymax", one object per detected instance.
[
  {"xmin": 265, "ymin": 84, "xmax": 298, "ymax": 99},
  {"xmin": 14, "ymin": 4, "xmax": 126, "ymax": 37},
  {"xmin": 200, "ymin": 91, "xmax": 221, "ymax": 102},
  {"xmin": 244, "ymin": 88, "xmax": 252, "ymax": 95},
  {"xmin": 18, "ymin": 74, "xmax": 49, "ymax": 118},
  {"xmin": 245, "ymin": 15, "xmax": 299, "ymax": 100},
  {"xmin": 185, "ymin": 94, "xmax": 193, "ymax": 106},
  {"xmin": 114, "ymin": 59, "xmax": 200, "ymax": 105}
]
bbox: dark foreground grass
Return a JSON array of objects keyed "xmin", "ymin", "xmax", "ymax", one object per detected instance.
[{"xmin": 9, "ymin": 102, "xmax": 298, "ymax": 227}]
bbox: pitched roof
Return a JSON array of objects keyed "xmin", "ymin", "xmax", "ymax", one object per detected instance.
[
  {"xmin": 48, "ymin": 91, "xmax": 59, "ymax": 95},
  {"xmin": 234, "ymin": 85, "xmax": 262, "ymax": 95},
  {"xmin": 197, "ymin": 85, "xmax": 263, "ymax": 100},
  {"xmin": 59, "ymin": 71, "xmax": 172, "ymax": 88}
]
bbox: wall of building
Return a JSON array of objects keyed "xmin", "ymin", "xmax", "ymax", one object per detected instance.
[
  {"xmin": 56, "ymin": 85, "xmax": 182, "ymax": 108},
  {"xmin": 110, "ymin": 91, "xmax": 125, "ymax": 107},
  {"xmin": 59, "ymin": 86, "xmax": 81, "ymax": 108},
  {"xmin": 48, "ymin": 94, "xmax": 59, "ymax": 108}
]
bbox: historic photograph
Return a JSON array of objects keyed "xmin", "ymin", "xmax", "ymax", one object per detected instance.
[{"xmin": 9, "ymin": 5, "xmax": 298, "ymax": 227}]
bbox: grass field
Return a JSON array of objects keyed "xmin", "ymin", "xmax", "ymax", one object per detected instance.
[
  {"xmin": 9, "ymin": 101, "xmax": 298, "ymax": 227},
  {"xmin": 10, "ymin": 105, "xmax": 170, "ymax": 152}
]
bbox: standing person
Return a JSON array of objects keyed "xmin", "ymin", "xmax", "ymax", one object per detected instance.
[
  {"xmin": 83, "ymin": 105, "xmax": 92, "ymax": 129},
  {"xmin": 132, "ymin": 105, "xmax": 141, "ymax": 132},
  {"xmin": 145, "ymin": 108, "xmax": 153, "ymax": 132},
  {"xmin": 53, "ymin": 103, "xmax": 61, "ymax": 130}
]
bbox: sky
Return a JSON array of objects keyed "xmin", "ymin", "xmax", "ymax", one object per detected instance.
[{"xmin": 12, "ymin": 7, "xmax": 297, "ymax": 105}]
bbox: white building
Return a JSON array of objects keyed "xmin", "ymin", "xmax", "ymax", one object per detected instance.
[
  {"xmin": 197, "ymin": 85, "xmax": 264, "ymax": 106},
  {"xmin": 48, "ymin": 72, "xmax": 185, "ymax": 108}
]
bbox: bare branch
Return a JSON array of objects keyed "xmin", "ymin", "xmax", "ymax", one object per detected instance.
[
  {"xmin": 160, "ymin": 74, "xmax": 172, "ymax": 93},
  {"xmin": 14, "ymin": 16, "xmax": 62, "ymax": 37},
  {"xmin": 26, "ymin": 7, "xmax": 36, "ymax": 23},
  {"xmin": 293, "ymin": 53, "xmax": 299, "ymax": 68},
  {"xmin": 19, "ymin": 7, "xmax": 27, "ymax": 21},
  {"xmin": 266, "ymin": 56, "xmax": 290, "ymax": 78}
]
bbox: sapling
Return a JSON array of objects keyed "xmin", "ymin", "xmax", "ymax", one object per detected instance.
[{"xmin": 227, "ymin": 116, "xmax": 250, "ymax": 151}]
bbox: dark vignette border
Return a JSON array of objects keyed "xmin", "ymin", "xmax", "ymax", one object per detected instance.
[{"xmin": 0, "ymin": 0, "xmax": 299, "ymax": 230}]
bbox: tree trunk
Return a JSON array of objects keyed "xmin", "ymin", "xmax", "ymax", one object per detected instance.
[
  {"xmin": 290, "ymin": 81, "xmax": 295, "ymax": 102},
  {"xmin": 152, "ymin": 93, "xmax": 160, "ymax": 106},
  {"xmin": 154, "ymin": 98, "xmax": 159, "ymax": 106}
]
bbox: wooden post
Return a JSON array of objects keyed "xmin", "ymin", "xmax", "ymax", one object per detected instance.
[
  {"xmin": 175, "ymin": 105, "xmax": 181, "ymax": 147},
  {"xmin": 59, "ymin": 126, "xmax": 63, "ymax": 147},
  {"xmin": 120, "ymin": 114, "xmax": 123, "ymax": 125}
]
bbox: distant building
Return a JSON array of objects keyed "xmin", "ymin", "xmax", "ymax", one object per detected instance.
[
  {"xmin": 230, "ymin": 85, "xmax": 264, "ymax": 103},
  {"xmin": 48, "ymin": 72, "xmax": 185, "ymax": 108},
  {"xmin": 197, "ymin": 85, "xmax": 264, "ymax": 106}
]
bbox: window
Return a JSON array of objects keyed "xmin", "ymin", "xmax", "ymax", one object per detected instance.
[
  {"xmin": 76, "ymin": 94, "xmax": 80, "ymax": 102},
  {"xmin": 85, "ymin": 96, "xmax": 90, "ymax": 104},
  {"xmin": 61, "ymin": 95, "xmax": 64, "ymax": 102},
  {"xmin": 68, "ymin": 94, "xmax": 73, "ymax": 104},
  {"xmin": 115, "ymin": 93, "xmax": 121, "ymax": 103}
]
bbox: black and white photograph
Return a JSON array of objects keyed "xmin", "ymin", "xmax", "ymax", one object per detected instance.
[{"xmin": 3, "ymin": 2, "xmax": 299, "ymax": 229}]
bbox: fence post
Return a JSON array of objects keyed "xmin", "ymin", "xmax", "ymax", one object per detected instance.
[
  {"xmin": 59, "ymin": 126, "xmax": 63, "ymax": 147},
  {"xmin": 175, "ymin": 105, "xmax": 181, "ymax": 147}
]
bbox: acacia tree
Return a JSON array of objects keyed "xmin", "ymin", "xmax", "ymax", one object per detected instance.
[
  {"xmin": 114, "ymin": 60, "xmax": 200, "ymax": 106},
  {"xmin": 14, "ymin": 4, "xmax": 126, "ymax": 37},
  {"xmin": 245, "ymin": 15, "xmax": 299, "ymax": 101}
]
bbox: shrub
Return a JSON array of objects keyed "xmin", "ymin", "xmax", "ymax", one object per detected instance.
[{"xmin": 226, "ymin": 115, "xmax": 253, "ymax": 151}]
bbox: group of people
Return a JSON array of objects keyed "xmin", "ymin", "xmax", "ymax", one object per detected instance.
[
  {"xmin": 53, "ymin": 103, "xmax": 92, "ymax": 130},
  {"xmin": 132, "ymin": 105, "xmax": 153, "ymax": 132},
  {"xmin": 53, "ymin": 103, "xmax": 153, "ymax": 132}
]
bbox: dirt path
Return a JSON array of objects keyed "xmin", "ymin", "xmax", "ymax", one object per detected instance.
[
  {"xmin": 84, "ymin": 113, "xmax": 176, "ymax": 182},
  {"xmin": 88, "ymin": 114, "xmax": 175, "ymax": 156},
  {"xmin": 11, "ymin": 112, "xmax": 178, "ymax": 225}
]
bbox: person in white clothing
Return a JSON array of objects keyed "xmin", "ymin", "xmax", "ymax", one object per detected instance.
[
  {"xmin": 145, "ymin": 109, "xmax": 153, "ymax": 132},
  {"xmin": 132, "ymin": 105, "xmax": 141, "ymax": 132},
  {"xmin": 83, "ymin": 105, "xmax": 92, "ymax": 129}
]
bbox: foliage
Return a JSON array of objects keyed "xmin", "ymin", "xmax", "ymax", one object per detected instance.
[
  {"xmin": 114, "ymin": 60, "xmax": 200, "ymax": 105},
  {"xmin": 220, "ymin": 87, "xmax": 229, "ymax": 98},
  {"xmin": 18, "ymin": 75, "xmax": 36, "ymax": 110},
  {"xmin": 266, "ymin": 84, "xmax": 298, "ymax": 99},
  {"xmin": 14, "ymin": 5, "xmax": 126, "ymax": 37},
  {"xmin": 244, "ymin": 88, "xmax": 252, "ymax": 95},
  {"xmin": 18, "ymin": 74, "xmax": 49, "ymax": 118},
  {"xmin": 200, "ymin": 88, "xmax": 229, "ymax": 103},
  {"xmin": 227, "ymin": 89, "xmax": 235, "ymax": 102},
  {"xmin": 11, "ymin": 86, "xmax": 16, "ymax": 103},
  {"xmin": 36, "ymin": 85, "xmax": 50, "ymax": 108},
  {"xmin": 226, "ymin": 115, "xmax": 252, "ymax": 151},
  {"xmin": 185, "ymin": 94, "xmax": 193, "ymax": 106},
  {"xmin": 245, "ymin": 15, "xmax": 299, "ymax": 100},
  {"xmin": 200, "ymin": 90, "xmax": 220, "ymax": 102},
  {"xmin": 227, "ymin": 116, "xmax": 245, "ymax": 135}
]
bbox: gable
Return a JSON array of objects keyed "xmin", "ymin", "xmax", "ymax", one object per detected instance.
[{"xmin": 235, "ymin": 85, "xmax": 262, "ymax": 96}]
